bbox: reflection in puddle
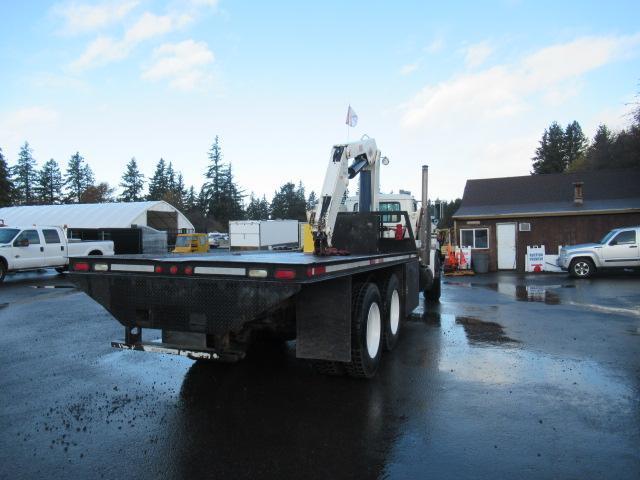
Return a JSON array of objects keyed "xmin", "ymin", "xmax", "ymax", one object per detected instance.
[
  {"xmin": 455, "ymin": 316, "xmax": 519, "ymax": 345},
  {"xmin": 444, "ymin": 281, "xmax": 574, "ymax": 305},
  {"xmin": 515, "ymin": 285, "xmax": 559, "ymax": 304},
  {"xmin": 437, "ymin": 313, "xmax": 633, "ymax": 400}
]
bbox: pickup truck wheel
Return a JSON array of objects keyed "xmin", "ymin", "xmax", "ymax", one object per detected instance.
[
  {"xmin": 345, "ymin": 282, "xmax": 383, "ymax": 379},
  {"xmin": 382, "ymin": 274, "xmax": 402, "ymax": 351},
  {"xmin": 0, "ymin": 261, "xmax": 6, "ymax": 283},
  {"xmin": 55, "ymin": 267, "xmax": 67, "ymax": 274},
  {"xmin": 570, "ymin": 258, "xmax": 595, "ymax": 278}
]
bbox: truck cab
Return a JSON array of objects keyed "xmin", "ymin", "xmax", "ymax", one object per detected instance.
[{"xmin": 557, "ymin": 226, "xmax": 640, "ymax": 278}]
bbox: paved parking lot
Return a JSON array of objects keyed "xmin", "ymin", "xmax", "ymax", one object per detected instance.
[{"xmin": 1, "ymin": 270, "xmax": 639, "ymax": 479}]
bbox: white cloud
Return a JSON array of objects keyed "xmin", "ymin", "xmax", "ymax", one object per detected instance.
[
  {"xmin": 400, "ymin": 62, "xmax": 419, "ymax": 76},
  {"xmin": 70, "ymin": 11, "xmax": 193, "ymax": 70},
  {"xmin": 0, "ymin": 107, "xmax": 59, "ymax": 129},
  {"xmin": 401, "ymin": 34, "xmax": 640, "ymax": 129},
  {"xmin": 0, "ymin": 107, "xmax": 60, "ymax": 147},
  {"xmin": 124, "ymin": 12, "xmax": 192, "ymax": 44},
  {"xmin": 464, "ymin": 41, "xmax": 493, "ymax": 68},
  {"xmin": 54, "ymin": 0, "xmax": 139, "ymax": 34},
  {"xmin": 141, "ymin": 40, "xmax": 215, "ymax": 91},
  {"xmin": 424, "ymin": 37, "xmax": 444, "ymax": 54},
  {"xmin": 71, "ymin": 36, "xmax": 127, "ymax": 70}
]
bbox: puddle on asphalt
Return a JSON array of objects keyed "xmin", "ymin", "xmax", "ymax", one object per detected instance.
[
  {"xmin": 455, "ymin": 316, "xmax": 519, "ymax": 345},
  {"xmin": 444, "ymin": 281, "xmax": 576, "ymax": 305},
  {"xmin": 436, "ymin": 313, "xmax": 634, "ymax": 400}
]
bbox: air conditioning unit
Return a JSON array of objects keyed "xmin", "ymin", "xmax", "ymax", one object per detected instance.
[{"xmin": 519, "ymin": 222, "xmax": 531, "ymax": 232}]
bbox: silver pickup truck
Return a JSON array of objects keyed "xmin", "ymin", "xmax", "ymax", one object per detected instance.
[{"xmin": 557, "ymin": 226, "xmax": 640, "ymax": 278}]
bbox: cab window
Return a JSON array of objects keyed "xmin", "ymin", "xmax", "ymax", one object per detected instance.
[
  {"xmin": 43, "ymin": 229, "xmax": 61, "ymax": 244},
  {"xmin": 380, "ymin": 201, "xmax": 401, "ymax": 223},
  {"xmin": 611, "ymin": 230, "xmax": 636, "ymax": 245},
  {"xmin": 14, "ymin": 230, "xmax": 41, "ymax": 245}
]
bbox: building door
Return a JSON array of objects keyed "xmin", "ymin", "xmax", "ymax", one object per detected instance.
[{"xmin": 497, "ymin": 223, "xmax": 517, "ymax": 270}]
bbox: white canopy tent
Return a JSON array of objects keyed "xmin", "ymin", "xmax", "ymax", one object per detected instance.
[{"xmin": 0, "ymin": 201, "xmax": 194, "ymax": 231}]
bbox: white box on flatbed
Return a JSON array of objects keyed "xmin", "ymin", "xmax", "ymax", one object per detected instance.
[{"xmin": 229, "ymin": 220, "xmax": 299, "ymax": 249}]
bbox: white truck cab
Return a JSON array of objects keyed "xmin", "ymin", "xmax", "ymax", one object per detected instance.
[
  {"xmin": 0, "ymin": 224, "xmax": 114, "ymax": 283},
  {"xmin": 557, "ymin": 226, "xmax": 640, "ymax": 278}
]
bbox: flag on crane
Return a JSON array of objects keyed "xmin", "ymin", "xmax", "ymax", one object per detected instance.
[{"xmin": 345, "ymin": 105, "xmax": 358, "ymax": 127}]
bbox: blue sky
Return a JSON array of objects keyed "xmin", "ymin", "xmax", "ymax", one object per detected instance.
[{"xmin": 1, "ymin": 0, "xmax": 639, "ymax": 201}]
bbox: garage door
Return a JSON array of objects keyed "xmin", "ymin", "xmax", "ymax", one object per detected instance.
[{"xmin": 497, "ymin": 223, "xmax": 516, "ymax": 270}]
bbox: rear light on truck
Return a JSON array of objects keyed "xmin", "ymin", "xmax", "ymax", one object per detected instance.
[
  {"xmin": 274, "ymin": 269, "xmax": 296, "ymax": 280},
  {"xmin": 184, "ymin": 266, "xmax": 193, "ymax": 275},
  {"xmin": 169, "ymin": 265, "xmax": 178, "ymax": 275},
  {"xmin": 154, "ymin": 266, "xmax": 163, "ymax": 273},
  {"xmin": 93, "ymin": 263, "xmax": 109, "ymax": 272},
  {"xmin": 248, "ymin": 269, "xmax": 268, "ymax": 278},
  {"xmin": 306, "ymin": 266, "xmax": 326, "ymax": 277},
  {"xmin": 73, "ymin": 262, "xmax": 90, "ymax": 272}
]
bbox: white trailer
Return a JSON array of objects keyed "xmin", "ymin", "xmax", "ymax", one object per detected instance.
[{"xmin": 229, "ymin": 220, "xmax": 299, "ymax": 250}]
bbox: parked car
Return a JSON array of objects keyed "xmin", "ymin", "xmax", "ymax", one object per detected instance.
[
  {"xmin": 557, "ymin": 226, "xmax": 640, "ymax": 278},
  {"xmin": 208, "ymin": 232, "xmax": 229, "ymax": 249},
  {"xmin": 0, "ymin": 225, "xmax": 114, "ymax": 283}
]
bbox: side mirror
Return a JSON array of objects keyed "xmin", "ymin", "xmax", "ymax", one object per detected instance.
[{"xmin": 15, "ymin": 238, "xmax": 29, "ymax": 247}]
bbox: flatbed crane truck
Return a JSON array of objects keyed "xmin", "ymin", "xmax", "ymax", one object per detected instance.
[{"xmin": 69, "ymin": 138, "xmax": 441, "ymax": 378}]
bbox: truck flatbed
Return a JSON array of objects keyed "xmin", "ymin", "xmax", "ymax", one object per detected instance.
[{"xmin": 77, "ymin": 250, "xmax": 419, "ymax": 283}]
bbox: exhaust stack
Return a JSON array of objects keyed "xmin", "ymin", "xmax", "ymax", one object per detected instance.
[{"xmin": 419, "ymin": 165, "xmax": 430, "ymax": 266}]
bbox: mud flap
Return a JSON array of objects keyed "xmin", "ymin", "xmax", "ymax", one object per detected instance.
[{"xmin": 295, "ymin": 277, "xmax": 352, "ymax": 362}]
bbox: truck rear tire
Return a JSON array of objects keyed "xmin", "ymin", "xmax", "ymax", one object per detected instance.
[
  {"xmin": 382, "ymin": 274, "xmax": 402, "ymax": 351},
  {"xmin": 425, "ymin": 256, "xmax": 442, "ymax": 302},
  {"xmin": 0, "ymin": 261, "xmax": 6, "ymax": 283},
  {"xmin": 345, "ymin": 282, "xmax": 383, "ymax": 379},
  {"xmin": 570, "ymin": 258, "xmax": 595, "ymax": 278}
]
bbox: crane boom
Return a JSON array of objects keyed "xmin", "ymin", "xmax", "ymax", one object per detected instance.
[{"xmin": 309, "ymin": 138, "xmax": 381, "ymax": 255}]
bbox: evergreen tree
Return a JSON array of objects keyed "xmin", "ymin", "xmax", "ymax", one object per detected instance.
[
  {"xmin": 119, "ymin": 157, "xmax": 145, "ymax": 202},
  {"xmin": 12, "ymin": 142, "xmax": 38, "ymax": 205},
  {"xmin": 37, "ymin": 159, "xmax": 63, "ymax": 204},
  {"xmin": 166, "ymin": 162, "xmax": 176, "ymax": 192},
  {"xmin": 531, "ymin": 122, "xmax": 566, "ymax": 174},
  {"xmin": 147, "ymin": 158, "xmax": 169, "ymax": 200},
  {"xmin": 0, "ymin": 147, "xmax": 14, "ymax": 207},
  {"xmin": 270, "ymin": 182, "xmax": 307, "ymax": 221},
  {"xmin": 306, "ymin": 190, "xmax": 317, "ymax": 211},
  {"xmin": 585, "ymin": 125, "xmax": 615, "ymax": 170},
  {"xmin": 246, "ymin": 193, "xmax": 270, "ymax": 220},
  {"xmin": 202, "ymin": 137, "xmax": 245, "ymax": 228},
  {"xmin": 65, "ymin": 152, "xmax": 94, "ymax": 203},
  {"xmin": 204, "ymin": 136, "xmax": 223, "ymax": 204},
  {"xmin": 564, "ymin": 121, "xmax": 587, "ymax": 169},
  {"xmin": 184, "ymin": 186, "xmax": 198, "ymax": 214}
]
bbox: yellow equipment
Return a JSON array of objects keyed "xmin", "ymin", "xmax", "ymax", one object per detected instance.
[{"xmin": 173, "ymin": 233, "xmax": 210, "ymax": 254}]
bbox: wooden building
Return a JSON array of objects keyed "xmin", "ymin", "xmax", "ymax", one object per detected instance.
[{"xmin": 452, "ymin": 169, "xmax": 640, "ymax": 272}]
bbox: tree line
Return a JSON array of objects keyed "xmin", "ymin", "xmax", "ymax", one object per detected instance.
[
  {"xmin": 531, "ymin": 102, "xmax": 640, "ymax": 174},
  {"xmin": 0, "ymin": 136, "xmax": 316, "ymax": 232}
]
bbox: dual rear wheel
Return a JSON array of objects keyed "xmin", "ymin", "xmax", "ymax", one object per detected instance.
[{"xmin": 317, "ymin": 275, "xmax": 402, "ymax": 378}]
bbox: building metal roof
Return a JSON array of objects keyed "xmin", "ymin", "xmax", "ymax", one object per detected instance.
[
  {"xmin": 453, "ymin": 169, "xmax": 640, "ymax": 219},
  {"xmin": 0, "ymin": 201, "xmax": 194, "ymax": 230}
]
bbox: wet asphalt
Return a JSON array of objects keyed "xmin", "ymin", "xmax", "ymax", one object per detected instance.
[{"xmin": 0, "ymin": 270, "xmax": 639, "ymax": 480}]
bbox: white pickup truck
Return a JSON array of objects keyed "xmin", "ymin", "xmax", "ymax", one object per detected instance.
[
  {"xmin": 557, "ymin": 226, "xmax": 640, "ymax": 278},
  {"xmin": 0, "ymin": 225, "xmax": 114, "ymax": 283}
]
